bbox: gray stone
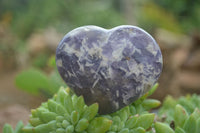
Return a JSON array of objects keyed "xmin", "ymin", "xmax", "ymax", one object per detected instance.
[{"xmin": 56, "ymin": 25, "xmax": 163, "ymax": 114}]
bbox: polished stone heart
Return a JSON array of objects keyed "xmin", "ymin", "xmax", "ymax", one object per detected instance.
[{"xmin": 56, "ymin": 25, "xmax": 163, "ymax": 114}]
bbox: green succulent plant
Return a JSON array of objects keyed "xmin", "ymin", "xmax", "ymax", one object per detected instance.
[
  {"xmin": 3, "ymin": 84, "xmax": 161, "ymax": 133},
  {"xmin": 3, "ymin": 84, "xmax": 200, "ymax": 133},
  {"xmin": 156, "ymin": 94, "xmax": 200, "ymax": 133}
]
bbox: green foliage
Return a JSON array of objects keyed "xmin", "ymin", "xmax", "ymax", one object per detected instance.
[
  {"xmin": 3, "ymin": 84, "xmax": 161, "ymax": 133},
  {"xmin": 0, "ymin": 0, "xmax": 124, "ymax": 39},
  {"xmin": 3, "ymin": 121, "xmax": 24, "ymax": 133},
  {"xmin": 158, "ymin": 94, "xmax": 200, "ymax": 123},
  {"xmin": 137, "ymin": 2, "xmax": 182, "ymax": 33},
  {"xmin": 154, "ymin": 0, "xmax": 200, "ymax": 32},
  {"xmin": 15, "ymin": 68, "xmax": 66, "ymax": 97},
  {"xmin": 157, "ymin": 94, "xmax": 200, "ymax": 133},
  {"xmin": 3, "ymin": 84, "xmax": 200, "ymax": 133}
]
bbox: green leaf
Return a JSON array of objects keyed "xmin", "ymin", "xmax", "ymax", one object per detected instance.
[
  {"xmin": 119, "ymin": 128, "xmax": 129, "ymax": 133},
  {"xmin": 175, "ymin": 127, "xmax": 186, "ymax": 133},
  {"xmin": 15, "ymin": 68, "xmax": 50, "ymax": 95},
  {"xmin": 82, "ymin": 103, "xmax": 99, "ymax": 121},
  {"xmin": 56, "ymin": 128, "xmax": 65, "ymax": 133},
  {"xmin": 129, "ymin": 106, "xmax": 137, "ymax": 115},
  {"xmin": 29, "ymin": 118, "xmax": 42, "ymax": 126},
  {"xmin": 75, "ymin": 118, "xmax": 89, "ymax": 132},
  {"xmin": 56, "ymin": 88, "xmax": 68, "ymax": 106},
  {"xmin": 87, "ymin": 117, "xmax": 112, "ymax": 133},
  {"xmin": 65, "ymin": 125, "xmax": 74, "ymax": 133},
  {"xmin": 3, "ymin": 124, "xmax": 14, "ymax": 133},
  {"xmin": 147, "ymin": 83, "xmax": 159, "ymax": 97},
  {"xmin": 61, "ymin": 120, "xmax": 70, "ymax": 128},
  {"xmin": 47, "ymin": 100, "xmax": 66, "ymax": 115},
  {"xmin": 14, "ymin": 121, "xmax": 24, "ymax": 133},
  {"xmin": 183, "ymin": 115, "xmax": 197, "ymax": 133},
  {"xmin": 142, "ymin": 99, "xmax": 161, "ymax": 110},
  {"xmin": 74, "ymin": 96, "xmax": 85, "ymax": 115},
  {"xmin": 155, "ymin": 122, "xmax": 175, "ymax": 133},
  {"xmin": 135, "ymin": 113, "xmax": 155, "ymax": 130},
  {"xmin": 133, "ymin": 83, "xmax": 158, "ymax": 106},
  {"xmin": 125, "ymin": 115, "xmax": 138, "ymax": 129},
  {"xmin": 174, "ymin": 104, "xmax": 188, "ymax": 128},
  {"xmin": 117, "ymin": 106, "xmax": 130, "ymax": 122},
  {"xmin": 129, "ymin": 127, "xmax": 145, "ymax": 133},
  {"xmin": 71, "ymin": 111, "xmax": 80, "ymax": 125},
  {"xmin": 64, "ymin": 93, "xmax": 74, "ymax": 114},
  {"xmin": 191, "ymin": 108, "xmax": 200, "ymax": 121},
  {"xmin": 34, "ymin": 120, "xmax": 57, "ymax": 133},
  {"xmin": 40, "ymin": 112, "xmax": 58, "ymax": 123}
]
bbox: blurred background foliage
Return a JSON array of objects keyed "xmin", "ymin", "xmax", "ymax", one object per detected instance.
[
  {"xmin": 0, "ymin": 0, "xmax": 200, "ymax": 130},
  {"xmin": 0, "ymin": 0, "xmax": 200, "ymax": 102}
]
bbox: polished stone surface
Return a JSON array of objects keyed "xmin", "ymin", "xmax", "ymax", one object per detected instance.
[{"xmin": 56, "ymin": 25, "xmax": 163, "ymax": 114}]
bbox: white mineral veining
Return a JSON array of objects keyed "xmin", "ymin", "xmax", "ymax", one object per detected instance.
[
  {"xmin": 112, "ymin": 47, "xmax": 124, "ymax": 60},
  {"xmin": 146, "ymin": 43, "xmax": 157, "ymax": 56},
  {"xmin": 56, "ymin": 59, "xmax": 63, "ymax": 67}
]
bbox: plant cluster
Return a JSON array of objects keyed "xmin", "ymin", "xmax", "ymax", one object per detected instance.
[
  {"xmin": 3, "ymin": 85, "xmax": 200, "ymax": 133},
  {"xmin": 157, "ymin": 94, "xmax": 200, "ymax": 133}
]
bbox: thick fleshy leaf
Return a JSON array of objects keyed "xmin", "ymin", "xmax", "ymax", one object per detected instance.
[
  {"xmin": 155, "ymin": 122, "xmax": 174, "ymax": 133},
  {"xmin": 175, "ymin": 127, "xmax": 186, "ymax": 133},
  {"xmin": 142, "ymin": 99, "xmax": 161, "ymax": 110},
  {"xmin": 14, "ymin": 121, "xmax": 24, "ymax": 133},
  {"xmin": 129, "ymin": 127, "xmax": 145, "ymax": 133},
  {"xmin": 183, "ymin": 115, "xmax": 196, "ymax": 133},
  {"xmin": 34, "ymin": 120, "xmax": 57, "ymax": 133},
  {"xmin": 29, "ymin": 118, "xmax": 42, "ymax": 127},
  {"xmin": 87, "ymin": 117, "xmax": 112, "ymax": 133},
  {"xmin": 75, "ymin": 118, "xmax": 89, "ymax": 132},
  {"xmin": 135, "ymin": 113, "xmax": 155, "ymax": 130},
  {"xmin": 174, "ymin": 104, "xmax": 188, "ymax": 128},
  {"xmin": 3, "ymin": 124, "xmax": 14, "ymax": 133},
  {"xmin": 82, "ymin": 103, "xmax": 99, "ymax": 121},
  {"xmin": 125, "ymin": 115, "xmax": 138, "ymax": 129},
  {"xmin": 119, "ymin": 128, "xmax": 129, "ymax": 133},
  {"xmin": 74, "ymin": 96, "xmax": 85, "ymax": 115},
  {"xmin": 71, "ymin": 111, "xmax": 79, "ymax": 125}
]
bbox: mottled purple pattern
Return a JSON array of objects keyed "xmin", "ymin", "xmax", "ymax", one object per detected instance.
[{"xmin": 56, "ymin": 25, "xmax": 163, "ymax": 114}]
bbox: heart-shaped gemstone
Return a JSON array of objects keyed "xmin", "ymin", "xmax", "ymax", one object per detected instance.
[{"xmin": 56, "ymin": 25, "xmax": 163, "ymax": 114}]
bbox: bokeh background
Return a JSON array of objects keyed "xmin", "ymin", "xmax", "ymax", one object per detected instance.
[{"xmin": 0, "ymin": 0, "xmax": 200, "ymax": 130}]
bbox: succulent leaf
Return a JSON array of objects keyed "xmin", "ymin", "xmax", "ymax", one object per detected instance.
[
  {"xmin": 34, "ymin": 120, "xmax": 57, "ymax": 133},
  {"xmin": 14, "ymin": 121, "xmax": 24, "ymax": 133},
  {"xmin": 155, "ymin": 122, "xmax": 175, "ymax": 133},
  {"xmin": 125, "ymin": 115, "xmax": 138, "ymax": 129},
  {"xmin": 70, "ymin": 110, "xmax": 80, "ymax": 125},
  {"xmin": 118, "ymin": 128, "xmax": 129, "ymax": 133},
  {"xmin": 175, "ymin": 127, "xmax": 186, "ymax": 133},
  {"xmin": 64, "ymin": 93, "xmax": 74, "ymax": 113},
  {"xmin": 29, "ymin": 118, "xmax": 42, "ymax": 127},
  {"xmin": 87, "ymin": 117, "xmax": 112, "ymax": 133},
  {"xmin": 183, "ymin": 114, "xmax": 197, "ymax": 133},
  {"xmin": 3, "ymin": 124, "xmax": 14, "ymax": 133},
  {"xmin": 141, "ymin": 99, "xmax": 161, "ymax": 110},
  {"xmin": 82, "ymin": 103, "xmax": 99, "ymax": 121},
  {"xmin": 135, "ymin": 113, "xmax": 155, "ymax": 130},
  {"xmin": 129, "ymin": 127, "xmax": 145, "ymax": 133},
  {"xmin": 174, "ymin": 104, "xmax": 188, "ymax": 128},
  {"xmin": 75, "ymin": 118, "xmax": 89, "ymax": 132}
]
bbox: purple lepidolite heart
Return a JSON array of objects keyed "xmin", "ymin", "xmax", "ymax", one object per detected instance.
[{"xmin": 56, "ymin": 25, "xmax": 163, "ymax": 114}]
